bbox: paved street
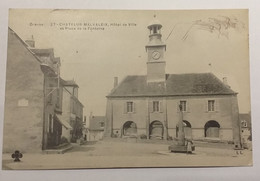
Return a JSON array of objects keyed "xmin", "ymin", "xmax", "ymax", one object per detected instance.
[{"xmin": 2, "ymin": 140, "xmax": 252, "ymax": 170}]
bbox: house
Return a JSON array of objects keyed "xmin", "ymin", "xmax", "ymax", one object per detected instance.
[
  {"xmin": 105, "ymin": 18, "xmax": 241, "ymax": 147},
  {"xmin": 240, "ymin": 113, "xmax": 251, "ymax": 142},
  {"xmin": 88, "ymin": 114, "xmax": 105, "ymax": 141},
  {"xmin": 3, "ymin": 28, "xmax": 46, "ymax": 152},
  {"xmin": 60, "ymin": 79, "xmax": 84, "ymax": 143},
  {"xmin": 3, "ymin": 28, "xmax": 84, "ymax": 152},
  {"xmin": 30, "ymin": 46, "xmax": 65, "ymax": 150}
]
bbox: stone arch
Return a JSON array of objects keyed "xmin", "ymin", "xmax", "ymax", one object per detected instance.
[
  {"xmin": 123, "ymin": 121, "xmax": 137, "ymax": 136},
  {"xmin": 149, "ymin": 120, "xmax": 164, "ymax": 139},
  {"xmin": 204, "ymin": 120, "xmax": 220, "ymax": 138}
]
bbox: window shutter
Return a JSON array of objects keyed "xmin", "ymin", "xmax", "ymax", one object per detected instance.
[
  {"xmin": 205, "ymin": 100, "xmax": 208, "ymax": 112},
  {"xmin": 47, "ymin": 116, "xmax": 50, "ymax": 133},
  {"xmin": 187, "ymin": 101, "xmax": 190, "ymax": 112},
  {"xmin": 177, "ymin": 101, "xmax": 180, "ymax": 112},
  {"xmin": 124, "ymin": 102, "xmax": 127, "ymax": 114},
  {"xmin": 149, "ymin": 101, "xmax": 153, "ymax": 113},
  {"xmin": 51, "ymin": 116, "xmax": 54, "ymax": 133},
  {"xmin": 159, "ymin": 101, "xmax": 163, "ymax": 113},
  {"xmin": 133, "ymin": 102, "xmax": 136, "ymax": 113},
  {"xmin": 215, "ymin": 99, "xmax": 219, "ymax": 112}
]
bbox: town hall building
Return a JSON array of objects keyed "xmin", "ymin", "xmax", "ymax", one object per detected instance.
[{"xmin": 105, "ymin": 18, "xmax": 241, "ymax": 146}]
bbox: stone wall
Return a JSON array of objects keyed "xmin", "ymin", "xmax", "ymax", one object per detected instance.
[
  {"xmin": 3, "ymin": 29, "xmax": 44, "ymax": 153},
  {"xmin": 105, "ymin": 94, "xmax": 239, "ymax": 142}
]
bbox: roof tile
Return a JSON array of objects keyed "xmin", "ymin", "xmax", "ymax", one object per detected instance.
[{"xmin": 108, "ymin": 73, "xmax": 236, "ymax": 97}]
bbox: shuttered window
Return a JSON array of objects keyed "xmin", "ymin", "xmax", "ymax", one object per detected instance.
[
  {"xmin": 150, "ymin": 101, "xmax": 163, "ymax": 113},
  {"xmin": 153, "ymin": 101, "xmax": 159, "ymax": 112},
  {"xmin": 124, "ymin": 101, "xmax": 135, "ymax": 113},
  {"xmin": 180, "ymin": 101, "xmax": 187, "ymax": 112},
  {"xmin": 208, "ymin": 100, "xmax": 215, "ymax": 112},
  {"xmin": 127, "ymin": 102, "xmax": 133, "ymax": 112}
]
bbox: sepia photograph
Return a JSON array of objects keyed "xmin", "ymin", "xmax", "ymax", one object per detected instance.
[{"xmin": 2, "ymin": 9, "xmax": 252, "ymax": 170}]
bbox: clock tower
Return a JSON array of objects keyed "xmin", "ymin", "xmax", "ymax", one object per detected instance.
[{"xmin": 145, "ymin": 16, "xmax": 166, "ymax": 83}]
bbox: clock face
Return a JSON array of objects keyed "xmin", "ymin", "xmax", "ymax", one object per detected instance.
[{"xmin": 152, "ymin": 51, "xmax": 161, "ymax": 60}]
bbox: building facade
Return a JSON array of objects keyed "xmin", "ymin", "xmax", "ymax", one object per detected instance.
[
  {"xmin": 88, "ymin": 114, "xmax": 105, "ymax": 141},
  {"xmin": 240, "ymin": 113, "xmax": 251, "ymax": 144},
  {"xmin": 3, "ymin": 28, "xmax": 84, "ymax": 152},
  {"xmin": 3, "ymin": 28, "xmax": 45, "ymax": 152},
  {"xmin": 105, "ymin": 18, "xmax": 241, "ymax": 146},
  {"xmin": 60, "ymin": 80, "xmax": 84, "ymax": 143},
  {"xmin": 30, "ymin": 47, "xmax": 65, "ymax": 150}
]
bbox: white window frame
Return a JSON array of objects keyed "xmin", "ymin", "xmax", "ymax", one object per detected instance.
[
  {"xmin": 127, "ymin": 101, "xmax": 133, "ymax": 113},
  {"xmin": 208, "ymin": 100, "xmax": 215, "ymax": 112},
  {"xmin": 153, "ymin": 101, "xmax": 160, "ymax": 112},
  {"xmin": 180, "ymin": 100, "xmax": 187, "ymax": 112}
]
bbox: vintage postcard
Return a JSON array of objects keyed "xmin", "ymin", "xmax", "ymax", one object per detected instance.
[{"xmin": 2, "ymin": 9, "xmax": 252, "ymax": 169}]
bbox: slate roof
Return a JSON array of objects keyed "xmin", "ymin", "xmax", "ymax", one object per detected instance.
[
  {"xmin": 30, "ymin": 48, "xmax": 54, "ymax": 56},
  {"xmin": 107, "ymin": 73, "xmax": 236, "ymax": 97},
  {"xmin": 8, "ymin": 27, "xmax": 42, "ymax": 63},
  {"xmin": 89, "ymin": 116, "xmax": 105, "ymax": 131}
]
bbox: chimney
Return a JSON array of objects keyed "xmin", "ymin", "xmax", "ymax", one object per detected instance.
[
  {"xmin": 114, "ymin": 77, "xmax": 118, "ymax": 88},
  {"xmin": 25, "ymin": 35, "xmax": 35, "ymax": 48},
  {"xmin": 223, "ymin": 77, "xmax": 230, "ymax": 88}
]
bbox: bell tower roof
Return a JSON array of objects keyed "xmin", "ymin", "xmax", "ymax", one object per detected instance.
[
  {"xmin": 147, "ymin": 15, "xmax": 162, "ymax": 30},
  {"xmin": 146, "ymin": 15, "xmax": 166, "ymax": 49}
]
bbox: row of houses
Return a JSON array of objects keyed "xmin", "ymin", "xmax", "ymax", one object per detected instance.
[{"xmin": 3, "ymin": 28, "xmax": 84, "ymax": 152}]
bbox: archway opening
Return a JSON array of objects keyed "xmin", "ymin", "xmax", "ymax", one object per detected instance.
[
  {"xmin": 204, "ymin": 120, "xmax": 220, "ymax": 138},
  {"xmin": 123, "ymin": 121, "xmax": 137, "ymax": 136},
  {"xmin": 150, "ymin": 120, "xmax": 163, "ymax": 139}
]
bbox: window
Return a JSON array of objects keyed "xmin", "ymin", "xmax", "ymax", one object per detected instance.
[
  {"xmin": 127, "ymin": 102, "xmax": 133, "ymax": 113},
  {"xmin": 48, "ymin": 114, "xmax": 53, "ymax": 133},
  {"xmin": 208, "ymin": 100, "xmax": 215, "ymax": 111},
  {"xmin": 241, "ymin": 120, "xmax": 247, "ymax": 128},
  {"xmin": 153, "ymin": 101, "xmax": 159, "ymax": 112},
  {"xmin": 100, "ymin": 122, "xmax": 105, "ymax": 128},
  {"xmin": 180, "ymin": 101, "xmax": 187, "ymax": 112}
]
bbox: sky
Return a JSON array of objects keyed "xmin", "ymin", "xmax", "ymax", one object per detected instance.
[{"xmin": 8, "ymin": 9, "xmax": 250, "ymax": 118}]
